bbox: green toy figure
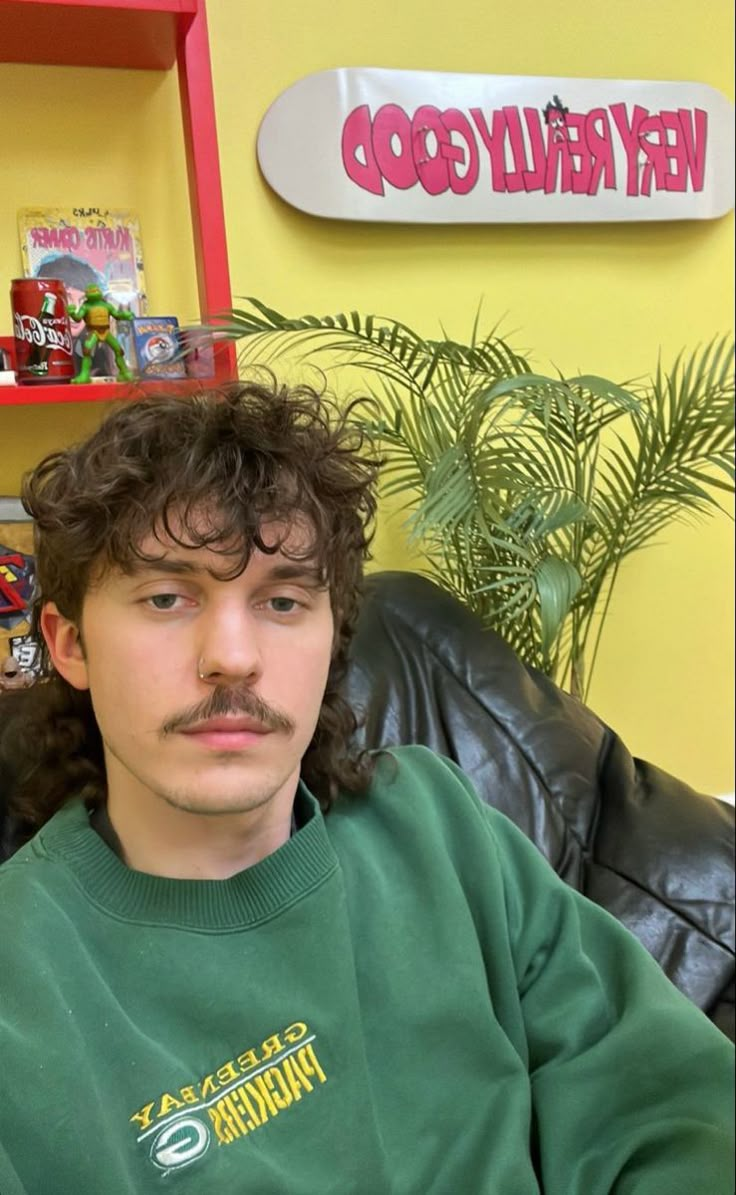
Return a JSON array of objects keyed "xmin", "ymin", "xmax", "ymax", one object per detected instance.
[{"xmin": 67, "ymin": 285, "xmax": 134, "ymax": 384}]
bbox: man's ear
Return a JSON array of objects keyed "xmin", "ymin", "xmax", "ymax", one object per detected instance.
[{"xmin": 40, "ymin": 602, "xmax": 90, "ymax": 691}]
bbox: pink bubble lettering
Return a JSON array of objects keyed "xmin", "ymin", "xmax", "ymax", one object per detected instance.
[{"xmin": 341, "ymin": 99, "xmax": 709, "ymax": 202}]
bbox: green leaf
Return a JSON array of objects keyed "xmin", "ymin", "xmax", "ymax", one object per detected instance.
[
  {"xmin": 536, "ymin": 557, "xmax": 582, "ymax": 656},
  {"xmin": 568, "ymin": 375, "xmax": 642, "ymax": 411}
]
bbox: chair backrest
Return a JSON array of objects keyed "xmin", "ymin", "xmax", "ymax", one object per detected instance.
[{"xmin": 344, "ymin": 571, "xmax": 735, "ymax": 1030}]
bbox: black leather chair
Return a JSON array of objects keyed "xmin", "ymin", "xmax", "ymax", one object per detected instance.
[
  {"xmin": 1, "ymin": 570, "xmax": 733, "ymax": 1038},
  {"xmin": 345, "ymin": 571, "xmax": 735, "ymax": 1040}
]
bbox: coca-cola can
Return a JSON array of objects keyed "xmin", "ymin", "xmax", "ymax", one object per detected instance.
[{"xmin": 11, "ymin": 278, "xmax": 74, "ymax": 385}]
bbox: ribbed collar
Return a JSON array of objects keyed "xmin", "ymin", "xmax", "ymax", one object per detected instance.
[{"xmin": 36, "ymin": 784, "xmax": 338, "ymax": 932}]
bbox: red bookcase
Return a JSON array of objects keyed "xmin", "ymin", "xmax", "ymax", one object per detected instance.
[{"xmin": 0, "ymin": 0, "xmax": 236, "ymax": 405}]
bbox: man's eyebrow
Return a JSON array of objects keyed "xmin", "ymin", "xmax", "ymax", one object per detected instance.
[
  {"xmin": 126, "ymin": 558, "xmax": 201, "ymax": 577},
  {"xmin": 260, "ymin": 562, "xmax": 325, "ymax": 586},
  {"xmin": 125, "ymin": 559, "xmax": 325, "ymax": 584}
]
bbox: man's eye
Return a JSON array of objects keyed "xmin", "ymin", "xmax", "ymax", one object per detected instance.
[
  {"xmin": 148, "ymin": 594, "xmax": 181, "ymax": 610},
  {"xmin": 269, "ymin": 597, "xmax": 300, "ymax": 614}
]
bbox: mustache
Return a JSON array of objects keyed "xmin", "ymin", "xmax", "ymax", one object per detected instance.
[{"xmin": 161, "ymin": 685, "xmax": 295, "ymax": 737}]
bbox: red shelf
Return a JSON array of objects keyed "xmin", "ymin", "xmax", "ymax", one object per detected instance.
[
  {"xmin": 0, "ymin": 376, "xmax": 220, "ymax": 406},
  {"xmin": 0, "ymin": 333, "xmax": 234, "ymax": 404},
  {"xmin": 0, "ymin": 381, "xmax": 128, "ymax": 406},
  {"xmin": 1, "ymin": 0, "xmax": 237, "ymax": 401},
  {"xmin": 0, "ymin": 0, "xmax": 197, "ymax": 70}
]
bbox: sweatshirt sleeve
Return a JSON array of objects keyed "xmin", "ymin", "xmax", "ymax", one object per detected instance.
[{"xmin": 475, "ymin": 794, "xmax": 735, "ymax": 1195}]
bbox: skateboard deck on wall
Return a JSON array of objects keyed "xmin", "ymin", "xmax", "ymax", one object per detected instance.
[{"xmin": 257, "ymin": 68, "xmax": 735, "ymax": 223}]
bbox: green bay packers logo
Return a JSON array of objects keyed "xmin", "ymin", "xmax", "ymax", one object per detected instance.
[{"xmin": 150, "ymin": 1117, "xmax": 210, "ymax": 1171}]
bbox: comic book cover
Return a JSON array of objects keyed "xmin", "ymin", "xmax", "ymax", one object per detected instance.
[
  {"xmin": 18, "ymin": 207, "xmax": 147, "ymax": 372},
  {"xmin": 132, "ymin": 316, "xmax": 187, "ymax": 379},
  {"xmin": 0, "ymin": 499, "xmax": 40, "ymax": 683}
]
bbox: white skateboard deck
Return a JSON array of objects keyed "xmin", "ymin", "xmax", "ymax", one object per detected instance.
[{"xmin": 257, "ymin": 68, "xmax": 734, "ymax": 223}]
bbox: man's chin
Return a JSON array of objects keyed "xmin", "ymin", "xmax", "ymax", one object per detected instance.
[{"xmin": 158, "ymin": 787, "xmax": 278, "ymax": 818}]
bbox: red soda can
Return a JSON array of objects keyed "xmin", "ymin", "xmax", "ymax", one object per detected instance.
[{"xmin": 11, "ymin": 278, "xmax": 74, "ymax": 384}]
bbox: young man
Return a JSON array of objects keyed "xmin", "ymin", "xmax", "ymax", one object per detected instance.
[{"xmin": 0, "ymin": 381, "xmax": 733, "ymax": 1194}]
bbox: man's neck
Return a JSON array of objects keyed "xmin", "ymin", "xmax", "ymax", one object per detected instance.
[{"xmin": 90, "ymin": 795, "xmax": 296, "ymax": 881}]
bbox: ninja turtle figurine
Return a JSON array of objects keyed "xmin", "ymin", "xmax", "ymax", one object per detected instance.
[{"xmin": 67, "ymin": 285, "xmax": 134, "ymax": 384}]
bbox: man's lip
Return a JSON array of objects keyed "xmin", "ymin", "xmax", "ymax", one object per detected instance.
[{"xmin": 180, "ymin": 718, "xmax": 271, "ymax": 735}]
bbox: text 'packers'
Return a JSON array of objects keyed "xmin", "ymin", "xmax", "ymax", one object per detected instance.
[{"xmin": 209, "ymin": 1043, "xmax": 327, "ymax": 1145}]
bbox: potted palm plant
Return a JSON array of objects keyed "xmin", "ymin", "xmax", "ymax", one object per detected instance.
[{"xmin": 204, "ymin": 299, "xmax": 734, "ymax": 700}]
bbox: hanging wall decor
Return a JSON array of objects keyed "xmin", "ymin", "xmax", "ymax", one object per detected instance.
[{"xmin": 257, "ymin": 69, "xmax": 735, "ymax": 223}]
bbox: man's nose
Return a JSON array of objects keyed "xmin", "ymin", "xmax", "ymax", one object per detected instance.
[{"xmin": 196, "ymin": 606, "xmax": 264, "ymax": 686}]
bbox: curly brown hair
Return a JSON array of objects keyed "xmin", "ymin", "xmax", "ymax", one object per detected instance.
[{"xmin": 11, "ymin": 377, "xmax": 381, "ymax": 839}]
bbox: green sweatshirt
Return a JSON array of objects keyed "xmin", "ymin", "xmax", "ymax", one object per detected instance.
[{"xmin": 0, "ymin": 746, "xmax": 732, "ymax": 1194}]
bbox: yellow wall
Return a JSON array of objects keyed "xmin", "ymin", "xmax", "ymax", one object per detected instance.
[{"xmin": 0, "ymin": 0, "xmax": 733, "ymax": 794}]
